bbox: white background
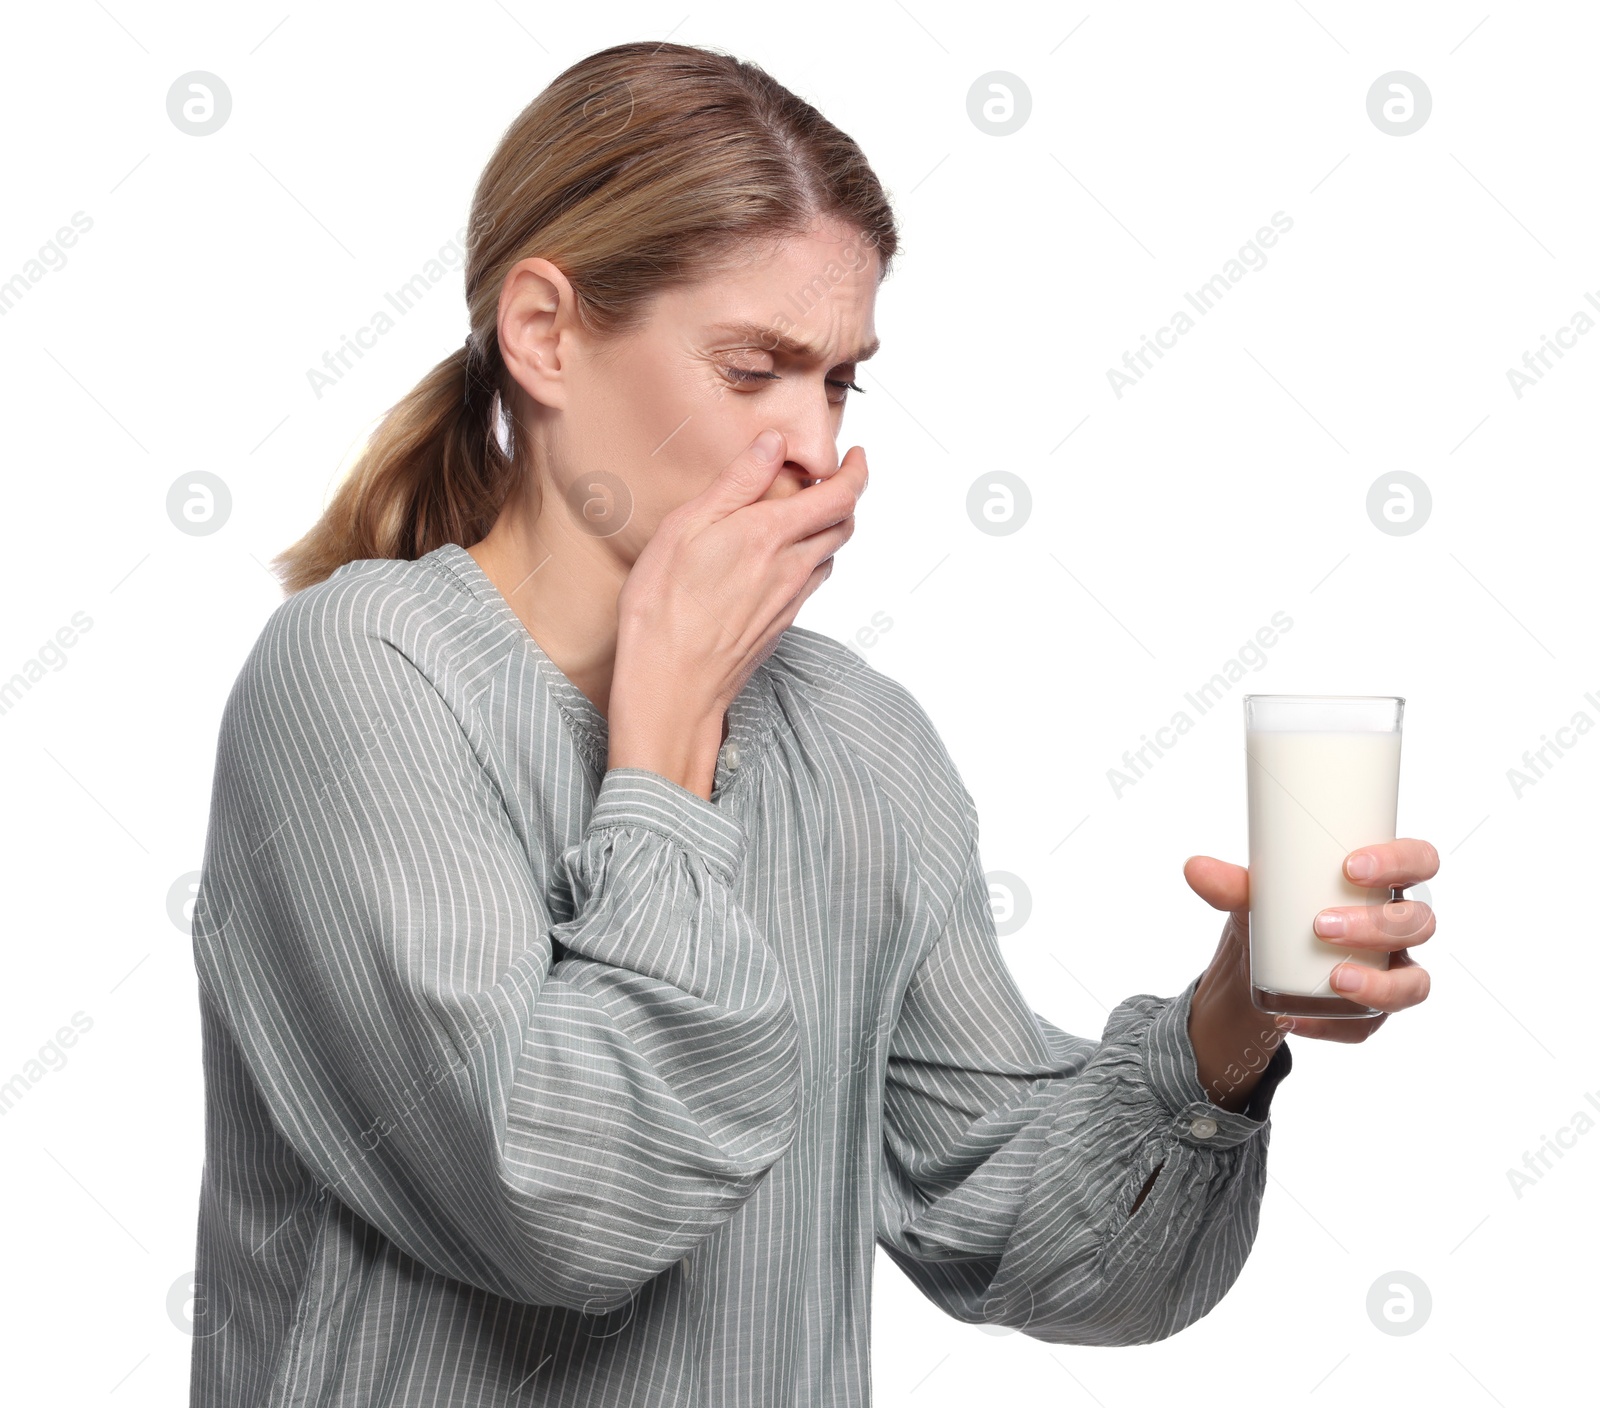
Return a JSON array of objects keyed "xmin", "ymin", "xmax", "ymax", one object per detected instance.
[{"xmin": 1, "ymin": 2, "xmax": 1593, "ymax": 1403}]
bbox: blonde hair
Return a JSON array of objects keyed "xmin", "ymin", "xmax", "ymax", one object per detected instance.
[{"xmin": 271, "ymin": 40, "xmax": 900, "ymax": 595}]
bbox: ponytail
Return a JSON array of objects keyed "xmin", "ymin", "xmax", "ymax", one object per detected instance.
[{"xmin": 269, "ymin": 332, "xmax": 519, "ymax": 595}]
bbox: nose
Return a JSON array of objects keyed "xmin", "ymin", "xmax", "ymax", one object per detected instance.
[
  {"xmin": 778, "ymin": 435, "xmax": 840, "ymax": 489},
  {"xmin": 758, "ymin": 440, "xmax": 836, "ymax": 500},
  {"xmin": 751, "ymin": 383, "xmax": 849, "ymax": 498},
  {"xmin": 786, "ymin": 387, "xmax": 850, "ymax": 478},
  {"xmin": 780, "ymin": 462, "xmax": 825, "ymax": 489}
]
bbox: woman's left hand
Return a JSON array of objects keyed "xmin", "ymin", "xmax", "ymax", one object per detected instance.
[{"xmin": 1185, "ymin": 838, "xmax": 1437, "ymax": 1044}]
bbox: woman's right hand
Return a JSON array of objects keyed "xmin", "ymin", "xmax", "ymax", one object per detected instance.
[{"xmin": 608, "ymin": 428, "xmax": 867, "ymax": 797}]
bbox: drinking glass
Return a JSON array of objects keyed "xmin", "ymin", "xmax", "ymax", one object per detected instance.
[{"xmin": 1244, "ymin": 694, "xmax": 1405, "ymax": 1018}]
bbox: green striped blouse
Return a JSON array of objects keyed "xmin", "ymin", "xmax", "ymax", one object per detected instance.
[{"xmin": 188, "ymin": 540, "xmax": 1291, "ymax": 1406}]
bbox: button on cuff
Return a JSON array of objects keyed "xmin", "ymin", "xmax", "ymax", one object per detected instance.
[{"xmin": 1143, "ymin": 976, "xmax": 1294, "ymax": 1148}]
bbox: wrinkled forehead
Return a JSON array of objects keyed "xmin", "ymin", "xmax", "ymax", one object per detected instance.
[{"xmin": 675, "ymin": 226, "xmax": 882, "ymax": 360}]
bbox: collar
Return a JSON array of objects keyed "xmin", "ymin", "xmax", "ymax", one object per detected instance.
[{"xmin": 425, "ymin": 540, "xmax": 779, "ymax": 802}]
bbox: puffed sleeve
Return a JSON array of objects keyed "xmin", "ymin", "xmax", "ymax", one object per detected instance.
[
  {"xmin": 191, "ymin": 588, "xmax": 801, "ymax": 1313},
  {"xmin": 876, "ymin": 789, "xmax": 1292, "ymax": 1346}
]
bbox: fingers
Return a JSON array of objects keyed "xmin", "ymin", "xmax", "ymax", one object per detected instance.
[
  {"xmin": 1264, "ymin": 839, "xmax": 1439, "ymax": 1043},
  {"xmin": 1314, "ymin": 898, "xmax": 1435, "ymax": 949},
  {"xmin": 1330, "ymin": 949, "xmax": 1430, "ymax": 1014},
  {"xmin": 1343, "ymin": 837, "xmax": 1440, "ymax": 888},
  {"xmin": 704, "ymin": 429, "xmax": 792, "ymax": 513},
  {"xmin": 769, "ymin": 444, "xmax": 867, "ymax": 541}
]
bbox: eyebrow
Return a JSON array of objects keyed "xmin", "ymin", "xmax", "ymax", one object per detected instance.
[{"xmin": 706, "ymin": 320, "xmax": 881, "ymax": 366}]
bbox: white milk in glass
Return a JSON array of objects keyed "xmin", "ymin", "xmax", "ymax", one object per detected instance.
[{"xmin": 1246, "ymin": 727, "xmax": 1401, "ymax": 1004}]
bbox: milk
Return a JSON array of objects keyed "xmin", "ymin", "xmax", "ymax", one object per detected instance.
[{"xmin": 1246, "ymin": 727, "xmax": 1401, "ymax": 1001}]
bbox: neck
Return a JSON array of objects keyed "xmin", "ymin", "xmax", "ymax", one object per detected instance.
[{"xmin": 466, "ymin": 486, "xmax": 628, "ymax": 721}]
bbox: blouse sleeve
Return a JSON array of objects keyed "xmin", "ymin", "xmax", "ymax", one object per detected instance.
[
  {"xmin": 875, "ymin": 792, "xmax": 1292, "ymax": 1346},
  {"xmin": 191, "ymin": 593, "xmax": 800, "ymax": 1313}
]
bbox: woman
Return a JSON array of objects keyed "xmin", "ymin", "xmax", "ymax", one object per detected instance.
[{"xmin": 188, "ymin": 39, "xmax": 1437, "ymax": 1407}]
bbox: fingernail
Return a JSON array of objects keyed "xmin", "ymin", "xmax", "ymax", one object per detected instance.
[
  {"xmin": 1347, "ymin": 854, "xmax": 1377, "ymax": 880},
  {"xmin": 753, "ymin": 429, "xmax": 782, "ymax": 458},
  {"xmin": 1314, "ymin": 910, "xmax": 1346, "ymax": 937},
  {"xmin": 1331, "ymin": 964, "xmax": 1365, "ymax": 992}
]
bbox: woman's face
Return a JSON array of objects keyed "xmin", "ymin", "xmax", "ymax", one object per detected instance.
[{"xmin": 497, "ymin": 216, "xmax": 881, "ymax": 561}]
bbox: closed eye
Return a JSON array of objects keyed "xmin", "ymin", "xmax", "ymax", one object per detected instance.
[{"xmin": 720, "ymin": 367, "xmax": 865, "ymax": 401}]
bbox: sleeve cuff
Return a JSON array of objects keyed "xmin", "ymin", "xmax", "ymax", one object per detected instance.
[
  {"xmin": 1141, "ymin": 975, "xmax": 1294, "ymax": 1149},
  {"xmin": 586, "ymin": 766, "xmax": 748, "ymax": 884}
]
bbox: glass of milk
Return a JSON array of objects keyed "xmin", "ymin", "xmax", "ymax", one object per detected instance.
[{"xmin": 1244, "ymin": 694, "xmax": 1405, "ymax": 1018}]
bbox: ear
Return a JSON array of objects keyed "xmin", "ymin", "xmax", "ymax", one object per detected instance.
[{"xmin": 498, "ymin": 257, "xmax": 579, "ymax": 412}]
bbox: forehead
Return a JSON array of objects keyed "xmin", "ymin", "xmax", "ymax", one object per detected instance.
[{"xmin": 662, "ymin": 219, "xmax": 882, "ymax": 359}]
